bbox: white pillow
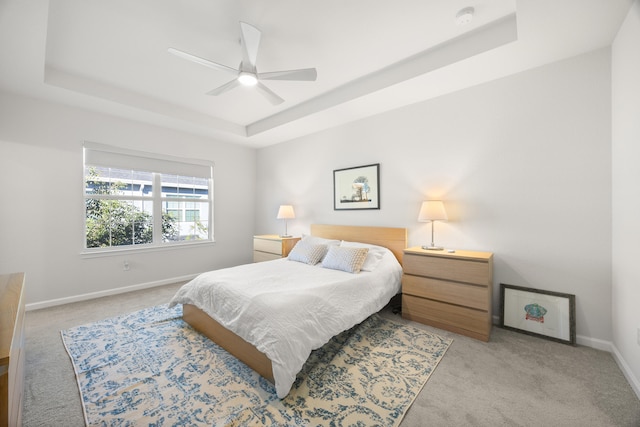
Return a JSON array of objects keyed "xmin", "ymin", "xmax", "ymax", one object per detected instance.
[
  {"xmin": 340, "ymin": 240, "xmax": 386, "ymax": 271},
  {"xmin": 288, "ymin": 242, "xmax": 328, "ymax": 265},
  {"xmin": 321, "ymin": 245, "xmax": 369, "ymax": 273},
  {"xmin": 300, "ymin": 234, "xmax": 341, "ymax": 247}
]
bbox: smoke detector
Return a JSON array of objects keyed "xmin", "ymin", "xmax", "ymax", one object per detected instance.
[{"xmin": 456, "ymin": 7, "xmax": 475, "ymax": 25}]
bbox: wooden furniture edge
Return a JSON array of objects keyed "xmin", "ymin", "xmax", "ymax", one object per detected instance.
[
  {"xmin": 181, "ymin": 224, "xmax": 408, "ymax": 385},
  {"xmin": 0, "ymin": 273, "xmax": 25, "ymax": 427},
  {"xmin": 182, "ymin": 304, "xmax": 274, "ymax": 382},
  {"xmin": 404, "ymin": 246, "xmax": 493, "ymax": 262},
  {"xmin": 0, "ymin": 274, "xmax": 24, "ymax": 364}
]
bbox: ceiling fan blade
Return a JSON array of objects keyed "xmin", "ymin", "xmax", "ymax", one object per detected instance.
[
  {"xmin": 206, "ymin": 79, "xmax": 241, "ymax": 96},
  {"xmin": 255, "ymin": 82, "xmax": 284, "ymax": 105},
  {"xmin": 168, "ymin": 47, "xmax": 238, "ymax": 75},
  {"xmin": 258, "ymin": 68, "xmax": 318, "ymax": 81},
  {"xmin": 239, "ymin": 22, "xmax": 261, "ymax": 69}
]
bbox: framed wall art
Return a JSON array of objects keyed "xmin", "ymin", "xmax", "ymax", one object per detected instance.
[
  {"xmin": 500, "ymin": 283, "xmax": 576, "ymax": 345},
  {"xmin": 333, "ymin": 163, "xmax": 380, "ymax": 210}
]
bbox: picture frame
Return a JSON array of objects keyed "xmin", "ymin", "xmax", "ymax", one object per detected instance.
[
  {"xmin": 500, "ymin": 283, "xmax": 576, "ymax": 345},
  {"xmin": 333, "ymin": 163, "xmax": 380, "ymax": 210}
]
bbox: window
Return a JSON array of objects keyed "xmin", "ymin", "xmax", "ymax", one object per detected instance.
[{"xmin": 83, "ymin": 143, "xmax": 213, "ymax": 252}]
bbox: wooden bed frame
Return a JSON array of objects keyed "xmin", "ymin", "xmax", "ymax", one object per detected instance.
[{"xmin": 182, "ymin": 224, "xmax": 408, "ymax": 384}]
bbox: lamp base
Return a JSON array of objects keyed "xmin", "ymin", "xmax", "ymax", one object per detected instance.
[
  {"xmin": 280, "ymin": 234, "xmax": 292, "ymax": 238},
  {"xmin": 421, "ymin": 245, "xmax": 444, "ymax": 251}
]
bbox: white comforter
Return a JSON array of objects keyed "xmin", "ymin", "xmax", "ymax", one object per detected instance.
[{"xmin": 168, "ymin": 249, "xmax": 402, "ymax": 398}]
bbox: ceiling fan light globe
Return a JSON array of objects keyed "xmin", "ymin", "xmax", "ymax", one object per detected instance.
[{"xmin": 238, "ymin": 72, "xmax": 258, "ymax": 86}]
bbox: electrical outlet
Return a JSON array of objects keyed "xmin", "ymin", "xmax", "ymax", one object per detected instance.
[{"xmin": 123, "ymin": 260, "xmax": 130, "ymax": 271}]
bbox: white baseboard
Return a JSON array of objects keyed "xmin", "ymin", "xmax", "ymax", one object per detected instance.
[
  {"xmin": 611, "ymin": 344, "xmax": 640, "ymax": 400},
  {"xmin": 25, "ymin": 274, "xmax": 198, "ymax": 311},
  {"xmin": 576, "ymin": 334, "xmax": 612, "ymax": 352}
]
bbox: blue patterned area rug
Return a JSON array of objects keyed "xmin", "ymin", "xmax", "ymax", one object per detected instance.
[{"xmin": 61, "ymin": 304, "xmax": 451, "ymax": 426}]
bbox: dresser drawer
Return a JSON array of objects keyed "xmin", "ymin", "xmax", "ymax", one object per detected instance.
[
  {"xmin": 402, "ymin": 294, "xmax": 490, "ymax": 339},
  {"xmin": 402, "ymin": 274, "xmax": 489, "ymax": 311},
  {"xmin": 403, "ymin": 253, "xmax": 491, "ymax": 286},
  {"xmin": 253, "ymin": 238, "xmax": 284, "ymax": 256}
]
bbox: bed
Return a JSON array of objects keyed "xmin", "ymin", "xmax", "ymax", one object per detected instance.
[{"xmin": 169, "ymin": 224, "xmax": 407, "ymax": 398}]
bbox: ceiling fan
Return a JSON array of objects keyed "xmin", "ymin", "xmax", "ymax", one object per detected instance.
[{"xmin": 168, "ymin": 21, "xmax": 317, "ymax": 105}]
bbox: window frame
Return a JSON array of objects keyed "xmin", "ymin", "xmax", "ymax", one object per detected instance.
[{"xmin": 81, "ymin": 142, "xmax": 214, "ymax": 256}]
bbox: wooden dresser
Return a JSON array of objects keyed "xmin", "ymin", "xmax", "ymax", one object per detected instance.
[
  {"xmin": 253, "ymin": 235, "xmax": 301, "ymax": 262},
  {"xmin": 0, "ymin": 273, "xmax": 25, "ymax": 427},
  {"xmin": 402, "ymin": 247, "xmax": 494, "ymax": 341}
]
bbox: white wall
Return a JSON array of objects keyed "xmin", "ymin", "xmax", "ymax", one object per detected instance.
[
  {"xmin": 612, "ymin": 0, "xmax": 640, "ymax": 396},
  {"xmin": 0, "ymin": 92, "xmax": 256, "ymax": 306},
  {"xmin": 257, "ymin": 48, "xmax": 613, "ymax": 345}
]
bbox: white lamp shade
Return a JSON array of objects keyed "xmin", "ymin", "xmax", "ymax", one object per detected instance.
[
  {"xmin": 418, "ymin": 201, "xmax": 448, "ymax": 222},
  {"xmin": 277, "ymin": 205, "xmax": 295, "ymax": 219}
]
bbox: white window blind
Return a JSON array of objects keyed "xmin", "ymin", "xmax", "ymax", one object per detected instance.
[{"xmin": 83, "ymin": 142, "xmax": 213, "ymax": 178}]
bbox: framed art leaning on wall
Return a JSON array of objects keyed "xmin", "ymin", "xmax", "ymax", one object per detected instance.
[
  {"xmin": 500, "ymin": 283, "xmax": 576, "ymax": 345},
  {"xmin": 333, "ymin": 163, "xmax": 380, "ymax": 210}
]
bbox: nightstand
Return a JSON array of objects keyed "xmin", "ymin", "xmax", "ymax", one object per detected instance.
[
  {"xmin": 253, "ymin": 235, "xmax": 301, "ymax": 262},
  {"xmin": 401, "ymin": 247, "xmax": 494, "ymax": 341}
]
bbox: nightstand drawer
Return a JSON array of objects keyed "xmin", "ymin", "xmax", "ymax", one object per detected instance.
[
  {"xmin": 402, "ymin": 274, "xmax": 489, "ymax": 311},
  {"xmin": 254, "ymin": 238, "xmax": 283, "ymax": 255},
  {"xmin": 403, "ymin": 253, "xmax": 491, "ymax": 286},
  {"xmin": 253, "ymin": 251, "xmax": 281, "ymax": 263},
  {"xmin": 253, "ymin": 235, "xmax": 300, "ymax": 263},
  {"xmin": 402, "ymin": 294, "xmax": 490, "ymax": 339}
]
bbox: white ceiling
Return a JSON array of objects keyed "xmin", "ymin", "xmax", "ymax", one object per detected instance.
[{"xmin": 0, "ymin": 0, "xmax": 633, "ymax": 147}]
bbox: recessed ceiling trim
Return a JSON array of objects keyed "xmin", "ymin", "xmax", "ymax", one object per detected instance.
[
  {"xmin": 43, "ymin": 66, "xmax": 246, "ymax": 137},
  {"xmin": 246, "ymin": 13, "xmax": 517, "ymax": 138}
]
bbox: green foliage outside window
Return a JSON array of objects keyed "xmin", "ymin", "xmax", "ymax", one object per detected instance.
[{"xmin": 85, "ymin": 168, "xmax": 178, "ymax": 248}]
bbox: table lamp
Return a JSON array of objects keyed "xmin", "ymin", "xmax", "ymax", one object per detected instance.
[
  {"xmin": 277, "ymin": 205, "xmax": 295, "ymax": 237},
  {"xmin": 418, "ymin": 200, "xmax": 448, "ymax": 250}
]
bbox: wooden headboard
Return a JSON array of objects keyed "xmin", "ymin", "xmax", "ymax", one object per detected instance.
[{"xmin": 310, "ymin": 224, "xmax": 407, "ymax": 265}]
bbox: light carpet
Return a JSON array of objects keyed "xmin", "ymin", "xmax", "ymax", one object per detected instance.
[{"xmin": 61, "ymin": 304, "xmax": 451, "ymax": 426}]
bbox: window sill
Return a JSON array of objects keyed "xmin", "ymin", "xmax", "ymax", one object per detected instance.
[{"xmin": 80, "ymin": 240, "xmax": 216, "ymax": 259}]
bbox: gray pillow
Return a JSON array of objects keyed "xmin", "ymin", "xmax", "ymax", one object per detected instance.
[
  {"xmin": 288, "ymin": 243, "xmax": 328, "ymax": 265},
  {"xmin": 321, "ymin": 245, "xmax": 369, "ymax": 273}
]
